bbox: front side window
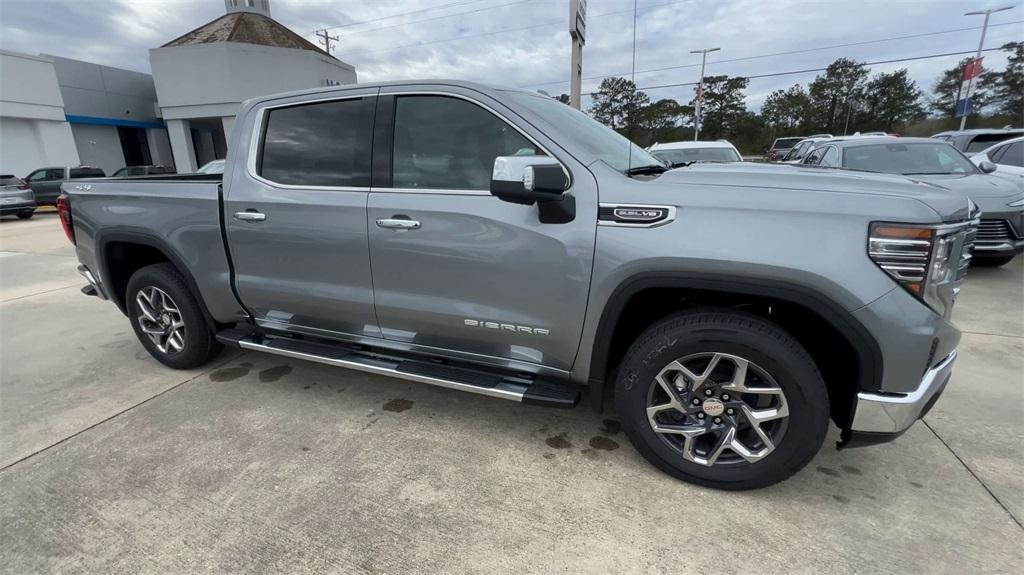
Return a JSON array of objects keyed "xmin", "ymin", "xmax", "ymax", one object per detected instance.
[
  {"xmin": 804, "ymin": 147, "xmax": 826, "ymax": 165},
  {"xmin": 392, "ymin": 95, "xmax": 542, "ymax": 190},
  {"xmin": 259, "ymin": 97, "xmax": 373, "ymax": 187},
  {"xmin": 996, "ymin": 142, "xmax": 1023, "ymax": 167},
  {"xmin": 26, "ymin": 170, "xmax": 47, "ymax": 182},
  {"xmin": 820, "ymin": 146, "xmax": 840, "ymax": 167}
]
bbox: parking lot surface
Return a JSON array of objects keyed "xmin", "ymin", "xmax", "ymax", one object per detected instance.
[{"xmin": 1, "ymin": 213, "xmax": 1022, "ymax": 574}]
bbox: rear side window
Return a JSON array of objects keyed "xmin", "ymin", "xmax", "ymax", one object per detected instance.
[
  {"xmin": 392, "ymin": 95, "xmax": 542, "ymax": 190},
  {"xmin": 46, "ymin": 168, "xmax": 65, "ymax": 180},
  {"xmin": 70, "ymin": 168, "xmax": 104, "ymax": 178},
  {"xmin": 259, "ymin": 97, "xmax": 373, "ymax": 187}
]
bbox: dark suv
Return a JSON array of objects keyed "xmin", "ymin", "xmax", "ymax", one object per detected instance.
[
  {"xmin": 932, "ymin": 128, "xmax": 1024, "ymax": 154},
  {"xmin": 24, "ymin": 166, "xmax": 105, "ymax": 205}
]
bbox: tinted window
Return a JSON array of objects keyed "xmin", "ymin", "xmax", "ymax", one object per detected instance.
[
  {"xmin": 997, "ymin": 142, "xmax": 1023, "ymax": 168},
  {"xmin": 966, "ymin": 133, "xmax": 1022, "ymax": 153},
  {"xmin": 259, "ymin": 97, "xmax": 373, "ymax": 187},
  {"xmin": 70, "ymin": 168, "xmax": 104, "ymax": 178},
  {"xmin": 820, "ymin": 146, "xmax": 840, "ymax": 167},
  {"xmin": 46, "ymin": 168, "xmax": 65, "ymax": 180},
  {"xmin": 843, "ymin": 143, "xmax": 976, "ymax": 175},
  {"xmin": 804, "ymin": 146, "xmax": 826, "ymax": 165},
  {"xmin": 651, "ymin": 147, "xmax": 740, "ymax": 165},
  {"xmin": 389, "ymin": 95, "xmax": 540, "ymax": 189},
  {"xmin": 393, "ymin": 95, "xmax": 542, "ymax": 190},
  {"xmin": 773, "ymin": 137, "xmax": 802, "ymax": 150}
]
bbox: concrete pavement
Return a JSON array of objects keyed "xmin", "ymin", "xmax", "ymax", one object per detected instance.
[{"xmin": 1, "ymin": 213, "xmax": 1021, "ymax": 574}]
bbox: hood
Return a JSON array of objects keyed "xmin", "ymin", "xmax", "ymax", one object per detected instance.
[
  {"xmin": 657, "ymin": 162, "xmax": 975, "ymax": 221},
  {"xmin": 907, "ymin": 172, "xmax": 1023, "ymax": 199}
]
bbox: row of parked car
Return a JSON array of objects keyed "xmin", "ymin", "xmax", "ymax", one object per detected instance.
[
  {"xmin": 648, "ymin": 128, "xmax": 1023, "ymax": 266},
  {"xmin": 0, "ymin": 159, "xmax": 226, "ymax": 220}
]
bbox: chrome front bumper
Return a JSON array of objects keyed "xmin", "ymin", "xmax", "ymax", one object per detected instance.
[{"xmin": 850, "ymin": 350, "xmax": 957, "ymax": 435}]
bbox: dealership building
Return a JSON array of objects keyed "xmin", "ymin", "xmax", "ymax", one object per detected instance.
[
  {"xmin": 149, "ymin": 0, "xmax": 358, "ymax": 172},
  {"xmin": 0, "ymin": 0, "xmax": 356, "ymax": 177},
  {"xmin": 0, "ymin": 50, "xmax": 171, "ymax": 177}
]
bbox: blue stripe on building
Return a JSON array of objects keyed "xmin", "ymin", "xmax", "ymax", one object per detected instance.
[{"xmin": 65, "ymin": 115, "xmax": 166, "ymax": 130}]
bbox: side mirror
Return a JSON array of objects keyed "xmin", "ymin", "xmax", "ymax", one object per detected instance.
[
  {"xmin": 490, "ymin": 155, "xmax": 574, "ymax": 223},
  {"xmin": 978, "ymin": 160, "xmax": 998, "ymax": 174}
]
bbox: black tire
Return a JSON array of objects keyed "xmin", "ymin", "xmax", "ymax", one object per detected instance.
[
  {"xmin": 971, "ymin": 254, "xmax": 1015, "ymax": 267},
  {"xmin": 126, "ymin": 263, "xmax": 221, "ymax": 369},
  {"xmin": 614, "ymin": 309, "xmax": 829, "ymax": 490},
  {"xmin": 16, "ymin": 210, "xmax": 33, "ymax": 220}
]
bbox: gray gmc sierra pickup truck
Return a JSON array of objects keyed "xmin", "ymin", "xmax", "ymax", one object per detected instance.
[{"xmin": 61, "ymin": 81, "xmax": 979, "ymax": 489}]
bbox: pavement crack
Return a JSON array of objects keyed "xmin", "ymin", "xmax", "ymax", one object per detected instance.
[
  {"xmin": 922, "ymin": 419, "xmax": 1023, "ymax": 530},
  {"xmin": 0, "ymin": 351, "xmax": 250, "ymax": 475},
  {"xmin": 1, "ymin": 284, "xmax": 80, "ymax": 303},
  {"xmin": 958, "ymin": 330, "xmax": 1023, "ymax": 340}
]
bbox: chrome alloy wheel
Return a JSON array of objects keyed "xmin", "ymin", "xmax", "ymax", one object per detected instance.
[
  {"xmin": 646, "ymin": 352, "xmax": 790, "ymax": 467},
  {"xmin": 135, "ymin": 286, "xmax": 185, "ymax": 354}
]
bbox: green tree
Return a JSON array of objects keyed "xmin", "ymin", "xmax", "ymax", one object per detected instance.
[
  {"xmin": 633, "ymin": 98, "xmax": 690, "ymax": 146},
  {"xmin": 929, "ymin": 58, "xmax": 993, "ymax": 117},
  {"xmin": 859, "ymin": 69, "xmax": 924, "ymax": 131},
  {"xmin": 761, "ymin": 84, "xmax": 810, "ymax": 132},
  {"xmin": 589, "ymin": 77, "xmax": 649, "ymax": 132},
  {"xmin": 987, "ymin": 42, "xmax": 1024, "ymax": 118},
  {"xmin": 693, "ymin": 74, "xmax": 749, "ymax": 139},
  {"xmin": 807, "ymin": 58, "xmax": 868, "ymax": 134}
]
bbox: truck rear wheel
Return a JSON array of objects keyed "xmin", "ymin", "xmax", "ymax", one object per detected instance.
[
  {"xmin": 126, "ymin": 263, "xmax": 221, "ymax": 369},
  {"xmin": 614, "ymin": 309, "xmax": 829, "ymax": 490}
]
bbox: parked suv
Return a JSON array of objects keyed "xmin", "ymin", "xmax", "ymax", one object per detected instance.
[
  {"xmin": 24, "ymin": 166, "xmax": 105, "ymax": 205},
  {"xmin": 766, "ymin": 136, "xmax": 803, "ymax": 162},
  {"xmin": 62, "ymin": 81, "xmax": 978, "ymax": 490},
  {"xmin": 802, "ymin": 136, "xmax": 1024, "ymax": 266},
  {"xmin": 0, "ymin": 175, "xmax": 36, "ymax": 219},
  {"xmin": 932, "ymin": 128, "xmax": 1024, "ymax": 154}
]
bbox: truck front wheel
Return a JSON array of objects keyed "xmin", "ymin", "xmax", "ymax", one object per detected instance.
[
  {"xmin": 614, "ymin": 309, "xmax": 829, "ymax": 490},
  {"xmin": 126, "ymin": 263, "xmax": 221, "ymax": 369}
]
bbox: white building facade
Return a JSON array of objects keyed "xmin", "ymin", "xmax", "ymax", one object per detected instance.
[
  {"xmin": 0, "ymin": 51, "xmax": 80, "ymax": 177},
  {"xmin": 0, "ymin": 50, "xmax": 171, "ymax": 178},
  {"xmin": 150, "ymin": 0, "xmax": 357, "ymax": 172}
]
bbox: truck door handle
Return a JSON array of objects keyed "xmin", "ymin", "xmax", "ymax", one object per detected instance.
[
  {"xmin": 233, "ymin": 210, "xmax": 266, "ymax": 222},
  {"xmin": 375, "ymin": 217, "xmax": 421, "ymax": 230}
]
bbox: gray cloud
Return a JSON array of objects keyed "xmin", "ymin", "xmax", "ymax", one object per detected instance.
[{"xmin": 1, "ymin": 0, "xmax": 1020, "ymax": 111}]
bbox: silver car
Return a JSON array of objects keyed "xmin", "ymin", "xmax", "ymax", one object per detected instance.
[{"xmin": 0, "ymin": 175, "xmax": 36, "ymax": 220}]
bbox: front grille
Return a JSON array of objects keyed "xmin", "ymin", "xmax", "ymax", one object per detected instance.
[{"xmin": 977, "ymin": 219, "xmax": 1013, "ymax": 242}]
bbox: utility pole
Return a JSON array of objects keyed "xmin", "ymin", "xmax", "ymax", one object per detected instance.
[
  {"xmin": 690, "ymin": 47, "xmax": 720, "ymax": 141},
  {"xmin": 316, "ymin": 29, "xmax": 339, "ymax": 54},
  {"xmin": 958, "ymin": 4, "xmax": 1014, "ymax": 130},
  {"xmin": 569, "ymin": 0, "xmax": 587, "ymax": 109}
]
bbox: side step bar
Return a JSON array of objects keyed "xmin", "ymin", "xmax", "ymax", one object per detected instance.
[{"xmin": 219, "ymin": 330, "xmax": 580, "ymax": 409}]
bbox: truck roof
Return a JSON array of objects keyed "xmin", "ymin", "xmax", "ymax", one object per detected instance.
[{"xmin": 241, "ymin": 79, "xmax": 521, "ymax": 108}]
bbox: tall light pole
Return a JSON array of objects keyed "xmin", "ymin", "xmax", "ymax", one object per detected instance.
[
  {"xmin": 958, "ymin": 4, "xmax": 1015, "ymax": 130},
  {"xmin": 691, "ymin": 47, "xmax": 720, "ymax": 141}
]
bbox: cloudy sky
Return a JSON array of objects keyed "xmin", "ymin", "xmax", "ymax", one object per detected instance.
[{"xmin": 1, "ymin": 0, "xmax": 1021, "ymax": 110}]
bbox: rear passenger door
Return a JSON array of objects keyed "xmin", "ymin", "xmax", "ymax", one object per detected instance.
[
  {"xmin": 365, "ymin": 88, "xmax": 597, "ymax": 372},
  {"xmin": 224, "ymin": 89, "xmax": 382, "ymax": 339}
]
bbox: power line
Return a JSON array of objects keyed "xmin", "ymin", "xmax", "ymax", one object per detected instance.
[
  {"xmin": 585, "ymin": 46, "xmax": 1008, "ymax": 96},
  {"xmin": 524, "ymin": 20, "xmax": 1023, "ymax": 89},
  {"xmin": 315, "ymin": 29, "xmax": 339, "ymax": 54},
  {"xmin": 319, "ymin": 0, "xmax": 538, "ymax": 38},
  {"xmin": 341, "ymin": 0, "xmax": 698, "ymax": 56},
  {"xmin": 313, "ymin": 0, "xmax": 479, "ymax": 33}
]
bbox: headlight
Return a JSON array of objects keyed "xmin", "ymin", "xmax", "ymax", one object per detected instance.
[{"xmin": 868, "ymin": 222, "xmax": 969, "ymax": 315}]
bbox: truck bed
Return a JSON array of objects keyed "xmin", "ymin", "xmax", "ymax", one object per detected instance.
[{"xmin": 63, "ymin": 175, "xmax": 247, "ymax": 325}]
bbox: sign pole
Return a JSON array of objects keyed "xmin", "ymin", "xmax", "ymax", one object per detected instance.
[{"xmin": 569, "ymin": 0, "xmax": 586, "ymax": 109}]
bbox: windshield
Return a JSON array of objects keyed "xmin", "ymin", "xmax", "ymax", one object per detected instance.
[
  {"xmin": 506, "ymin": 92, "xmax": 662, "ymax": 173},
  {"xmin": 1, "ymin": 175, "xmax": 24, "ymax": 186},
  {"xmin": 651, "ymin": 147, "xmax": 741, "ymax": 165},
  {"xmin": 844, "ymin": 142, "xmax": 978, "ymax": 175}
]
